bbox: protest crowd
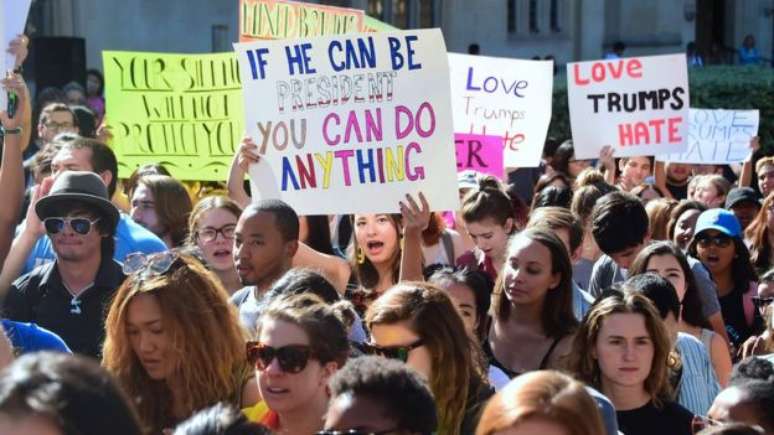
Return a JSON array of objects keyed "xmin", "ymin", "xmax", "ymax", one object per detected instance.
[{"xmin": 0, "ymin": 2, "xmax": 773, "ymax": 435}]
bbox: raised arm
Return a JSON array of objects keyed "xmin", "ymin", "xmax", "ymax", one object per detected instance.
[
  {"xmin": 7, "ymin": 36, "xmax": 31, "ymax": 152},
  {"xmin": 0, "ymin": 178, "xmax": 50, "ymax": 300},
  {"xmin": 399, "ymin": 192, "xmax": 430, "ymax": 282},
  {"xmin": 598, "ymin": 145, "xmax": 616, "ymax": 186},
  {"xmin": 738, "ymin": 136, "xmax": 759, "ymax": 188},
  {"xmin": 227, "ymin": 136, "xmax": 257, "ymax": 209},
  {"xmin": 292, "ymin": 242, "xmax": 351, "ymax": 294},
  {"xmin": 0, "ymin": 74, "xmax": 28, "ymax": 266},
  {"xmin": 653, "ymin": 161, "xmax": 674, "ymax": 199}
]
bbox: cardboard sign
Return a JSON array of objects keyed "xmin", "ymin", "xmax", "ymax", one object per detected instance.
[
  {"xmin": 234, "ymin": 29, "xmax": 460, "ymax": 215},
  {"xmin": 658, "ymin": 109, "xmax": 759, "ymax": 164},
  {"xmin": 239, "ymin": 0, "xmax": 365, "ymax": 41},
  {"xmin": 448, "ymin": 53, "xmax": 553, "ymax": 168},
  {"xmin": 567, "ymin": 54, "xmax": 689, "ymax": 159},
  {"xmin": 103, "ymin": 51, "xmax": 244, "ymax": 181},
  {"xmin": 454, "ymin": 133, "xmax": 503, "ymax": 178},
  {"xmin": 0, "ymin": 0, "xmax": 31, "ymax": 109}
]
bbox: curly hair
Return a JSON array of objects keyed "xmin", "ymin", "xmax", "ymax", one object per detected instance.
[
  {"xmin": 327, "ymin": 356, "xmax": 438, "ymax": 435},
  {"xmin": 102, "ymin": 255, "xmax": 252, "ymax": 434}
]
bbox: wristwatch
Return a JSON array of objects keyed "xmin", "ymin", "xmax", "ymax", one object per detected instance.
[{"xmin": 2, "ymin": 127, "xmax": 22, "ymax": 135}]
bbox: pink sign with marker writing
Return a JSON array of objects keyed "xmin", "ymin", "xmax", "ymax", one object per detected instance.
[{"xmin": 454, "ymin": 133, "xmax": 504, "ymax": 178}]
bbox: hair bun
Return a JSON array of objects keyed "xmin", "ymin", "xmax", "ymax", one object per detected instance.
[{"xmin": 478, "ymin": 175, "xmax": 503, "ymax": 192}]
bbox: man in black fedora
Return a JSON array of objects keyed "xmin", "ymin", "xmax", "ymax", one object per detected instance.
[{"xmin": 2, "ymin": 171, "xmax": 126, "ymax": 358}]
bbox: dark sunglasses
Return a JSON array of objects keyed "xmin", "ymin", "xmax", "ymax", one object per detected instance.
[
  {"xmin": 696, "ymin": 234, "xmax": 732, "ymax": 248},
  {"xmin": 43, "ymin": 217, "xmax": 100, "ymax": 235},
  {"xmin": 354, "ymin": 340, "xmax": 424, "ymax": 363},
  {"xmin": 752, "ymin": 296, "xmax": 774, "ymax": 311},
  {"xmin": 246, "ymin": 342, "xmax": 315, "ymax": 374},
  {"xmin": 316, "ymin": 430, "xmax": 399, "ymax": 435}
]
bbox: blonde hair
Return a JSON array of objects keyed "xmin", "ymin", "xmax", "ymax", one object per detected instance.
[
  {"xmin": 756, "ymin": 156, "xmax": 774, "ymax": 174},
  {"xmin": 475, "ymin": 370, "xmax": 605, "ymax": 435}
]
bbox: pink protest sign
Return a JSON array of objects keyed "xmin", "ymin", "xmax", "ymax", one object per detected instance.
[{"xmin": 454, "ymin": 133, "xmax": 504, "ymax": 178}]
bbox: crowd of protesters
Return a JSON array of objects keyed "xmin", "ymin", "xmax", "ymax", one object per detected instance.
[{"xmin": 0, "ymin": 33, "xmax": 771, "ymax": 435}]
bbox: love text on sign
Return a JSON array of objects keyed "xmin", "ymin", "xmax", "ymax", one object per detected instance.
[
  {"xmin": 567, "ymin": 54, "xmax": 689, "ymax": 159},
  {"xmin": 659, "ymin": 109, "xmax": 759, "ymax": 164},
  {"xmin": 449, "ymin": 54, "xmax": 553, "ymax": 167}
]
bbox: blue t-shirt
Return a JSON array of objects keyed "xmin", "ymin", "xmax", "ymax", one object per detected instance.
[
  {"xmin": 2, "ymin": 319, "xmax": 71, "ymax": 354},
  {"xmin": 23, "ymin": 213, "xmax": 167, "ymax": 274}
]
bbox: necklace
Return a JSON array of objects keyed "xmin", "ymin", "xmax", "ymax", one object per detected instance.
[{"xmin": 62, "ymin": 281, "xmax": 94, "ymax": 315}]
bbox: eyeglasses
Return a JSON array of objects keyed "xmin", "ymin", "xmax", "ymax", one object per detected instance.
[
  {"xmin": 122, "ymin": 251, "xmax": 180, "ymax": 277},
  {"xmin": 354, "ymin": 340, "xmax": 424, "ymax": 363},
  {"xmin": 695, "ymin": 234, "xmax": 732, "ymax": 248},
  {"xmin": 752, "ymin": 296, "xmax": 774, "ymax": 312},
  {"xmin": 43, "ymin": 217, "xmax": 100, "ymax": 235},
  {"xmin": 246, "ymin": 342, "xmax": 315, "ymax": 374},
  {"xmin": 197, "ymin": 225, "xmax": 236, "ymax": 243},
  {"xmin": 316, "ymin": 429, "xmax": 399, "ymax": 435}
]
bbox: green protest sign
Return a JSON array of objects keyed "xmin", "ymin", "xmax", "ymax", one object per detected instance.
[{"xmin": 103, "ymin": 51, "xmax": 244, "ymax": 181}]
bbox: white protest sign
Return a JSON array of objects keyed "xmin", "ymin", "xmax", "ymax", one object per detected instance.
[
  {"xmin": 0, "ymin": 0, "xmax": 31, "ymax": 111},
  {"xmin": 448, "ymin": 53, "xmax": 553, "ymax": 168},
  {"xmin": 234, "ymin": 29, "xmax": 459, "ymax": 215},
  {"xmin": 658, "ymin": 109, "xmax": 759, "ymax": 164},
  {"xmin": 567, "ymin": 54, "xmax": 689, "ymax": 159}
]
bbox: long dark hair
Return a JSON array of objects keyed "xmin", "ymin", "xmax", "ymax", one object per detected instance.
[
  {"xmin": 304, "ymin": 215, "xmax": 335, "ymax": 255},
  {"xmin": 366, "ymin": 283, "xmax": 486, "ymax": 435},
  {"xmin": 629, "ymin": 241, "xmax": 710, "ymax": 329},
  {"xmin": 350, "ymin": 214, "xmax": 402, "ymax": 291},
  {"xmin": 491, "ymin": 228, "xmax": 578, "ymax": 339},
  {"xmin": 688, "ymin": 234, "xmax": 758, "ymax": 295}
]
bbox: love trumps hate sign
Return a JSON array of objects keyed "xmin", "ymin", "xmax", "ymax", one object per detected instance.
[
  {"xmin": 658, "ymin": 109, "xmax": 759, "ymax": 164},
  {"xmin": 234, "ymin": 29, "xmax": 460, "ymax": 215},
  {"xmin": 103, "ymin": 51, "xmax": 244, "ymax": 181},
  {"xmin": 567, "ymin": 54, "xmax": 689, "ymax": 159},
  {"xmin": 448, "ymin": 53, "xmax": 554, "ymax": 168}
]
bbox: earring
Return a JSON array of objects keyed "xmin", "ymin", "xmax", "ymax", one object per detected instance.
[
  {"xmin": 356, "ymin": 246, "xmax": 365, "ymax": 264},
  {"xmin": 400, "ymin": 236, "xmax": 405, "ymax": 251}
]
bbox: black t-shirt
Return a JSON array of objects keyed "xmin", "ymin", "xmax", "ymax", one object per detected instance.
[
  {"xmin": 616, "ymin": 400, "xmax": 693, "ymax": 435},
  {"xmin": 719, "ymin": 288, "xmax": 762, "ymax": 348},
  {"xmin": 666, "ymin": 181, "xmax": 688, "ymax": 200}
]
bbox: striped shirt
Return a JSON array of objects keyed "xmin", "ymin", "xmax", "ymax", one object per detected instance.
[{"xmin": 674, "ymin": 332, "xmax": 720, "ymax": 415}]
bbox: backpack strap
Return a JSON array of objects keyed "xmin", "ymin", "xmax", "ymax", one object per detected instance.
[{"xmin": 441, "ymin": 231, "xmax": 455, "ymax": 265}]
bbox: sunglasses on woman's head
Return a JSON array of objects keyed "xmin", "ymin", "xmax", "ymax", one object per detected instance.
[
  {"xmin": 43, "ymin": 217, "xmax": 100, "ymax": 235},
  {"xmin": 355, "ymin": 340, "xmax": 424, "ymax": 363},
  {"xmin": 695, "ymin": 234, "xmax": 732, "ymax": 248},
  {"xmin": 246, "ymin": 342, "xmax": 314, "ymax": 374},
  {"xmin": 123, "ymin": 251, "xmax": 175, "ymax": 276}
]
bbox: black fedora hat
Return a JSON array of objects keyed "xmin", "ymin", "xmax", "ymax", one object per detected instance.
[{"xmin": 35, "ymin": 171, "xmax": 119, "ymax": 229}]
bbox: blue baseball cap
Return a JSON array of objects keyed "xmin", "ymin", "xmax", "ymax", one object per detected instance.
[{"xmin": 694, "ymin": 208, "xmax": 742, "ymax": 238}]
